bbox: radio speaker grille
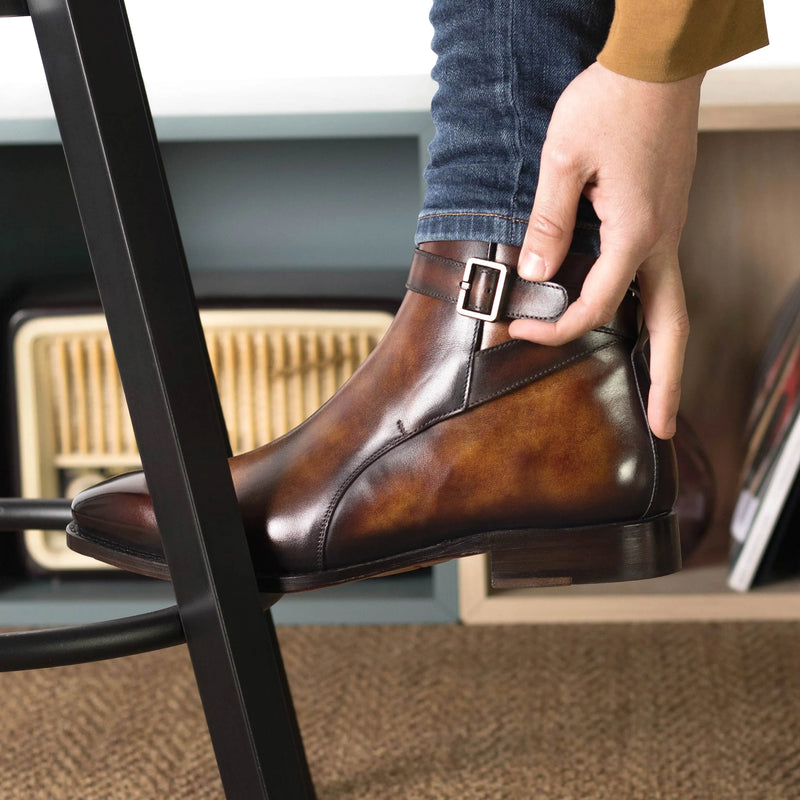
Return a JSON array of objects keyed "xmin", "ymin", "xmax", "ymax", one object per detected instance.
[{"xmin": 14, "ymin": 308, "xmax": 393, "ymax": 571}]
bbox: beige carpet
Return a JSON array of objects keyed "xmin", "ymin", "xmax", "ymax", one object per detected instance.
[{"xmin": 1, "ymin": 622, "xmax": 799, "ymax": 799}]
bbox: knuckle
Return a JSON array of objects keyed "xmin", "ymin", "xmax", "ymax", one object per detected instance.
[
  {"xmin": 634, "ymin": 213, "xmax": 662, "ymax": 252},
  {"xmin": 648, "ymin": 312, "xmax": 691, "ymax": 348},
  {"xmin": 544, "ymin": 143, "xmax": 581, "ymax": 176},
  {"xmin": 594, "ymin": 311, "xmax": 617, "ymax": 330},
  {"xmin": 658, "ymin": 309, "xmax": 691, "ymax": 340},
  {"xmin": 583, "ymin": 298, "xmax": 616, "ymax": 330},
  {"xmin": 661, "ymin": 221, "xmax": 686, "ymax": 248},
  {"xmin": 630, "ymin": 209, "xmax": 687, "ymax": 256},
  {"xmin": 586, "ymin": 291, "xmax": 618, "ymax": 321},
  {"xmin": 651, "ymin": 376, "xmax": 683, "ymax": 397},
  {"xmin": 673, "ymin": 312, "xmax": 691, "ymax": 339}
]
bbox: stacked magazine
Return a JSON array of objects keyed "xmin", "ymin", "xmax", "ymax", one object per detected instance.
[{"xmin": 729, "ymin": 280, "xmax": 800, "ymax": 591}]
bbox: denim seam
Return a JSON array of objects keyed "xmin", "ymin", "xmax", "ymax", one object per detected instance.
[
  {"xmin": 505, "ymin": 0, "xmax": 525, "ymax": 241},
  {"xmin": 419, "ymin": 211, "xmax": 528, "ymax": 224},
  {"xmin": 418, "ymin": 210, "xmax": 600, "ymax": 233}
]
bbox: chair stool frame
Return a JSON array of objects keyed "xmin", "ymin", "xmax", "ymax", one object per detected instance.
[{"xmin": 0, "ymin": 0, "xmax": 316, "ymax": 797}]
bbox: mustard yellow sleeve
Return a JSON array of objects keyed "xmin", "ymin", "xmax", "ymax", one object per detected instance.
[{"xmin": 597, "ymin": 0, "xmax": 769, "ymax": 82}]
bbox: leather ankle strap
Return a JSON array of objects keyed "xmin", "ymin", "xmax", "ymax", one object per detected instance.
[{"xmin": 407, "ymin": 248, "xmax": 569, "ymax": 323}]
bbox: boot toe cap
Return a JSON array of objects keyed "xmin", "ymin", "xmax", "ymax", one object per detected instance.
[{"xmin": 71, "ymin": 471, "xmax": 162, "ymax": 554}]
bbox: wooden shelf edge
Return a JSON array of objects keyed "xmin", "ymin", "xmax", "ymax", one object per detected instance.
[
  {"xmin": 699, "ymin": 68, "xmax": 800, "ymax": 131},
  {"xmin": 699, "ymin": 104, "xmax": 800, "ymax": 131},
  {"xmin": 461, "ymin": 593, "xmax": 800, "ymax": 625},
  {"xmin": 458, "ymin": 556, "xmax": 800, "ymax": 625}
]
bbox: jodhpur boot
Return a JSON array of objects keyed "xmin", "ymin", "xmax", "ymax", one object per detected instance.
[{"xmin": 68, "ymin": 241, "xmax": 681, "ymax": 592}]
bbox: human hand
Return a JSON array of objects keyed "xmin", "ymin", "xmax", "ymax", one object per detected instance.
[{"xmin": 509, "ymin": 62, "xmax": 704, "ymax": 440}]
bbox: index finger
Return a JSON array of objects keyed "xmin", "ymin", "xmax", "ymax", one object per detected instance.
[{"xmin": 509, "ymin": 247, "xmax": 641, "ymax": 346}]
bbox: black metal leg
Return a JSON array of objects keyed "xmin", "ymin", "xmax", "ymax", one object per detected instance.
[{"xmin": 22, "ymin": 0, "xmax": 315, "ymax": 796}]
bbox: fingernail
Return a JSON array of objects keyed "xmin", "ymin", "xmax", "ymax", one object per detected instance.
[
  {"xmin": 665, "ymin": 417, "xmax": 677, "ymax": 438},
  {"xmin": 518, "ymin": 253, "xmax": 546, "ymax": 281}
]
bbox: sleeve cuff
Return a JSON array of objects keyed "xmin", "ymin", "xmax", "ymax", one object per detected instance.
[{"xmin": 597, "ymin": 0, "xmax": 769, "ymax": 83}]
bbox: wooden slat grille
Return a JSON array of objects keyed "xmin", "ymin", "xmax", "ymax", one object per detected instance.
[{"xmin": 33, "ymin": 313, "xmax": 391, "ymax": 466}]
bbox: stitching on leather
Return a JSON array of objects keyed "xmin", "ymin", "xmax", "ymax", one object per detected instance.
[
  {"xmin": 318, "ymin": 432, "xmax": 405, "ymax": 572},
  {"xmin": 506, "ymin": 302, "xmax": 567, "ymax": 322},
  {"xmin": 462, "ymin": 315, "xmax": 481, "ymax": 409},
  {"xmin": 316, "ymin": 336, "xmax": 629, "ymax": 569},
  {"xmin": 405, "ymin": 282, "xmax": 458, "ymax": 304},
  {"xmin": 469, "ymin": 341, "xmax": 616, "ymax": 407},
  {"xmin": 478, "ymin": 328, "xmax": 621, "ymax": 361},
  {"xmin": 317, "ymin": 319, "xmax": 480, "ymax": 571},
  {"xmin": 595, "ymin": 325, "xmax": 629, "ymax": 340},
  {"xmin": 412, "ymin": 248, "xmax": 467, "ymax": 269},
  {"xmin": 318, "ymin": 330, "xmax": 606, "ymax": 568},
  {"xmin": 75, "ymin": 527, "xmax": 164, "ymax": 564},
  {"xmin": 479, "ymin": 338, "xmax": 521, "ymax": 355},
  {"xmin": 630, "ymin": 343, "xmax": 658, "ymax": 518},
  {"xmin": 408, "ymin": 281, "xmax": 565, "ymax": 321},
  {"xmin": 414, "ymin": 246, "xmax": 573, "ymax": 289},
  {"xmin": 507, "ymin": 274, "xmax": 563, "ymax": 292},
  {"xmin": 410, "ymin": 250, "xmax": 568, "ymax": 321}
]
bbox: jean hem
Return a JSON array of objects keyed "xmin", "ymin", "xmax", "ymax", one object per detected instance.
[{"xmin": 415, "ymin": 211, "xmax": 601, "ymax": 256}]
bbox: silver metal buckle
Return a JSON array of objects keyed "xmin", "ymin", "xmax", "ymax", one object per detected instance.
[{"xmin": 456, "ymin": 258, "xmax": 509, "ymax": 322}]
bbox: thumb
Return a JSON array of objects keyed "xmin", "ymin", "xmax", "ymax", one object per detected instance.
[{"xmin": 519, "ymin": 145, "xmax": 586, "ymax": 282}]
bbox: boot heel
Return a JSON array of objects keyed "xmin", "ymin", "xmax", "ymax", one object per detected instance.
[{"xmin": 489, "ymin": 512, "xmax": 681, "ymax": 589}]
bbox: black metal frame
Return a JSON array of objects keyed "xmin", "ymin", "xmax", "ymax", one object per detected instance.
[{"xmin": 0, "ymin": 0, "xmax": 315, "ymax": 797}]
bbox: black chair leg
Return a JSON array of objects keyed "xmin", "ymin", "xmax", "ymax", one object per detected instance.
[{"xmin": 20, "ymin": 0, "xmax": 316, "ymax": 796}]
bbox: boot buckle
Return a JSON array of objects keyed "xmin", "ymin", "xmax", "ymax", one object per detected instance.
[{"xmin": 456, "ymin": 258, "xmax": 509, "ymax": 322}]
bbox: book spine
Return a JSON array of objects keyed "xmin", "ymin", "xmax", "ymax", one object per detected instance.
[{"xmin": 728, "ymin": 412, "xmax": 800, "ymax": 592}]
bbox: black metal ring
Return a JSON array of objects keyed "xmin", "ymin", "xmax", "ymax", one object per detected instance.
[
  {"xmin": 0, "ymin": 498, "xmax": 185, "ymax": 670},
  {"xmin": 0, "ymin": 498, "xmax": 73, "ymax": 531},
  {"xmin": 0, "ymin": 606, "xmax": 185, "ymax": 671}
]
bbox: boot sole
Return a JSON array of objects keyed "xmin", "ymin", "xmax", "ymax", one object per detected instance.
[{"xmin": 66, "ymin": 511, "xmax": 681, "ymax": 593}]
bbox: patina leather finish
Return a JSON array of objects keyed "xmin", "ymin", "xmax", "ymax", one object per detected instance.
[{"xmin": 69, "ymin": 241, "xmax": 679, "ymax": 591}]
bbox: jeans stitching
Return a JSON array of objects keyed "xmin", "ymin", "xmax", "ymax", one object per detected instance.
[
  {"xmin": 419, "ymin": 210, "xmax": 527, "ymax": 221},
  {"xmin": 506, "ymin": 0, "xmax": 525, "ymax": 239},
  {"xmin": 417, "ymin": 210, "xmax": 600, "ymax": 233}
]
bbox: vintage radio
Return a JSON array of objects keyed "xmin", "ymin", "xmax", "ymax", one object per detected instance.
[{"xmin": 10, "ymin": 270, "xmax": 402, "ymax": 572}]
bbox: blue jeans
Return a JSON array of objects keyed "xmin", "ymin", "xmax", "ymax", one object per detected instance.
[{"xmin": 415, "ymin": 0, "xmax": 614, "ymax": 256}]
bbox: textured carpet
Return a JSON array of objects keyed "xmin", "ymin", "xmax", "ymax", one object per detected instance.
[{"xmin": 1, "ymin": 622, "xmax": 799, "ymax": 799}]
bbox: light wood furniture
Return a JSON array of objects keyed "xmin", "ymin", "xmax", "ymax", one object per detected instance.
[{"xmin": 460, "ymin": 68, "xmax": 800, "ymax": 624}]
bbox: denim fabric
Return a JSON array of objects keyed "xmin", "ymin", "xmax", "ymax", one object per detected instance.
[{"xmin": 415, "ymin": 0, "xmax": 615, "ymax": 255}]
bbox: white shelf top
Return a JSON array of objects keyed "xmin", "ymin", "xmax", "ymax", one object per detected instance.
[
  {"xmin": 0, "ymin": 0, "xmax": 798, "ymax": 142},
  {"xmin": 0, "ymin": 0, "xmax": 437, "ymax": 141}
]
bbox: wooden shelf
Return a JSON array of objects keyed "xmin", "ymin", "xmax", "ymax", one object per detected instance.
[
  {"xmin": 699, "ymin": 68, "xmax": 800, "ymax": 131},
  {"xmin": 459, "ymin": 124, "xmax": 800, "ymax": 626},
  {"xmin": 459, "ymin": 558, "xmax": 800, "ymax": 625}
]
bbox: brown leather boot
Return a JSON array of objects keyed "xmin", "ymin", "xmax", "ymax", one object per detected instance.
[{"xmin": 68, "ymin": 241, "xmax": 680, "ymax": 592}]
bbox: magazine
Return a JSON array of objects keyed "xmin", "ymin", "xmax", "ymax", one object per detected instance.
[{"xmin": 728, "ymin": 282, "xmax": 800, "ymax": 591}]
